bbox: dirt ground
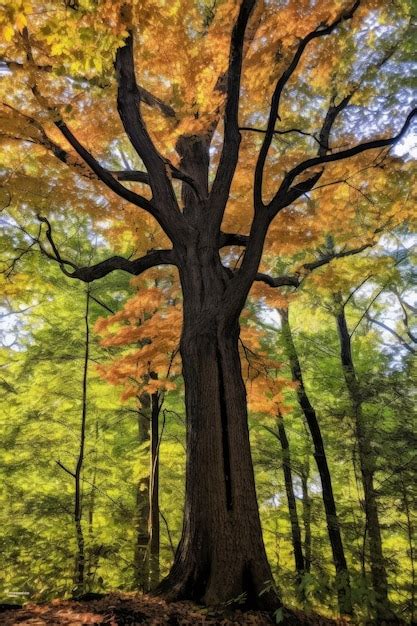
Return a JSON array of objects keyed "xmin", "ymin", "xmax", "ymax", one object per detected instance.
[{"xmin": 0, "ymin": 592, "xmax": 350, "ymax": 625}]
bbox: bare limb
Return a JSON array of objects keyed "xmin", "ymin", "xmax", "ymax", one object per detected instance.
[
  {"xmin": 35, "ymin": 214, "xmax": 177, "ymax": 283},
  {"xmin": 365, "ymin": 313, "xmax": 416, "ymax": 354},
  {"xmin": 255, "ymin": 273, "xmax": 300, "ymax": 288},
  {"xmin": 254, "ymin": 241, "xmax": 373, "ymax": 289},
  {"xmin": 54, "ymin": 119, "xmax": 158, "ymax": 215},
  {"xmin": 276, "ymin": 108, "xmax": 417, "ymax": 199},
  {"xmin": 254, "ymin": 1, "xmax": 360, "ymax": 209},
  {"xmin": 56, "ymin": 460, "xmax": 76, "ymax": 478}
]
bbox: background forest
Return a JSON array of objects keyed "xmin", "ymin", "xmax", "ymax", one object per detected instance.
[
  {"xmin": 1, "ymin": 220, "xmax": 416, "ymax": 622},
  {"xmin": 0, "ymin": 0, "xmax": 417, "ymax": 624}
]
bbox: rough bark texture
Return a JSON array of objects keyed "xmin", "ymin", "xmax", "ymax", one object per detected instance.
[
  {"xmin": 279, "ymin": 308, "xmax": 352, "ymax": 616},
  {"xmin": 335, "ymin": 298, "xmax": 396, "ymax": 622},
  {"xmin": 157, "ymin": 250, "xmax": 278, "ymax": 610}
]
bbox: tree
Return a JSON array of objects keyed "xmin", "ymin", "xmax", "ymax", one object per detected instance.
[
  {"xmin": 278, "ymin": 306, "xmax": 352, "ymax": 615},
  {"xmin": 1, "ymin": 0, "xmax": 416, "ymax": 609}
]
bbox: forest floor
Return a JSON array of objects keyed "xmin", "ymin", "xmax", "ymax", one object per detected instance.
[{"xmin": 0, "ymin": 592, "xmax": 350, "ymax": 625}]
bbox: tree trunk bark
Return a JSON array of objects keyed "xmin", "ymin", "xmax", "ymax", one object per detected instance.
[
  {"xmin": 335, "ymin": 297, "xmax": 396, "ymax": 622},
  {"xmin": 158, "ymin": 257, "xmax": 279, "ymax": 609},
  {"xmin": 134, "ymin": 399, "xmax": 150, "ymax": 591},
  {"xmin": 400, "ymin": 479, "xmax": 415, "ymax": 624},
  {"xmin": 276, "ymin": 413, "xmax": 305, "ymax": 581},
  {"xmin": 86, "ymin": 420, "xmax": 98, "ymax": 590},
  {"xmin": 149, "ymin": 391, "xmax": 160, "ymax": 589},
  {"xmin": 279, "ymin": 307, "xmax": 352, "ymax": 616},
  {"xmin": 73, "ymin": 287, "xmax": 90, "ymax": 595},
  {"xmin": 301, "ymin": 463, "xmax": 312, "ymax": 575}
]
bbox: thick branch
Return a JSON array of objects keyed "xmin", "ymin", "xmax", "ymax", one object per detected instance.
[
  {"xmin": 209, "ymin": 0, "xmax": 256, "ymax": 231},
  {"xmin": 270, "ymin": 93, "xmax": 354, "ymax": 213},
  {"xmin": 115, "ymin": 32, "xmax": 184, "ymax": 241},
  {"xmin": 1, "ymin": 102, "xmax": 196, "ymax": 194},
  {"xmin": 114, "ymin": 167, "xmax": 200, "ymax": 196},
  {"xmin": 219, "ymin": 231, "xmax": 249, "ymax": 247},
  {"xmin": 318, "ymin": 94, "xmax": 353, "ymax": 157},
  {"xmin": 19, "ymin": 28, "xmax": 181, "ymax": 242},
  {"xmin": 255, "ymin": 273, "xmax": 300, "ymax": 288},
  {"xmin": 69, "ymin": 250, "xmax": 176, "ymax": 283},
  {"xmin": 36, "ymin": 215, "xmax": 176, "ymax": 283},
  {"xmin": 54, "ymin": 119, "xmax": 157, "ymax": 215}
]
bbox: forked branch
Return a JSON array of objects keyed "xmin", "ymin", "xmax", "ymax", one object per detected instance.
[
  {"xmin": 254, "ymin": 0, "xmax": 361, "ymax": 209},
  {"xmin": 255, "ymin": 241, "xmax": 373, "ymax": 289}
]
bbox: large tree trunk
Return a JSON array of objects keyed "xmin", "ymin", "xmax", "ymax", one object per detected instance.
[
  {"xmin": 279, "ymin": 307, "xmax": 352, "ymax": 616},
  {"xmin": 335, "ymin": 298, "xmax": 396, "ymax": 622},
  {"xmin": 158, "ymin": 255, "xmax": 278, "ymax": 610}
]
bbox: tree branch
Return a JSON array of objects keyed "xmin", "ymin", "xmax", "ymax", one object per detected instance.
[
  {"xmin": 270, "ymin": 93, "xmax": 354, "ymax": 213},
  {"xmin": 115, "ymin": 32, "xmax": 186, "ymax": 243},
  {"xmin": 277, "ymin": 108, "xmax": 417, "ymax": 197},
  {"xmin": 254, "ymin": 241, "xmax": 373, "ymax": 289},
  {"xmin": 56, "ymin": 460, "xmax": 76, "ymax": 478},
  {"xmin": 19, "ymin": 28, "xmax": 182, "ymax": 241},
  {"xmin": 254, "ymin": 0, "xmax": 360, "ymax": 209},
  {"xmin": 54, "ymin": 119, "xmax": 158, "ymax": 214},
  {"xmin": 69, "ymin": 249, "xmax": 177, "ymax": 283},
  {"xmin": 365, "ymin": 313, "xmax": 416, "ymax": 354},
  {"xmin": 219, "ymin": 231, "xmax": 249, "ymax": 247},
  {"xmin": 209, "ymin": 0, "xmax": 256, "ymax": 231},
  {"xmin": 36, "ymin": 215, "xmax": 176, "ymax": 283},
  {"xmin": 255, "ymin": 273, "xmax": 300, "ymax": 288},
  {"xmin": 0, "ymin": 57, "xmax": 177, "ymax": 119},
  {"xmin": 1, "ymin": 103, "xmax": 197, "ymax": 195}
]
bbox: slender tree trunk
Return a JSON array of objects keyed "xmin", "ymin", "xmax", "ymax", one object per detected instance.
[
  {"xmin": 149, "ymin": 391, "xmax": 160, "ymax": 589},
  {"xmin": 400, "ymin": 479, "xmax": 415, "ymax": 624},
  {"xmin": 73, "ymin": 287, "xmax": 90, "ymax": 595},
  {"xmin": 335, "ymin": 295, "xmax": 396, "ymax": 622},
  {"xmin": 134, "ymin": 398, "xmax": 151, "ymax": 591},
  {"xmin": 158, "ymin": 257, "xmax": 278, "ymax": 609},
  {"xmin": 301, "ymin": 464, "xmax": 312, "ymax": 574},
  {"xmin": 133, "ymin": 387, "xmax": 161, "ymax": 591},
  {"xmin": 86, "ymin": 419, "xmax": 98, "ymax": 589},
  {"xmin": 276, "ymin": 412, "xmax": 305, "ymax": 581},
  {"xmin": 279, "ymin": 307, "xmax": 352, "ymax": 616}
]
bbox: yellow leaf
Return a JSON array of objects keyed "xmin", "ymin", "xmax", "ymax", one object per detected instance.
[
  {"xmin": 3, "ymin": 24, "xmax": 14, "ymax": 42},
  {"xmin": 15, "ymin": 13, "xmax": 27, "ymax": 31}
]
